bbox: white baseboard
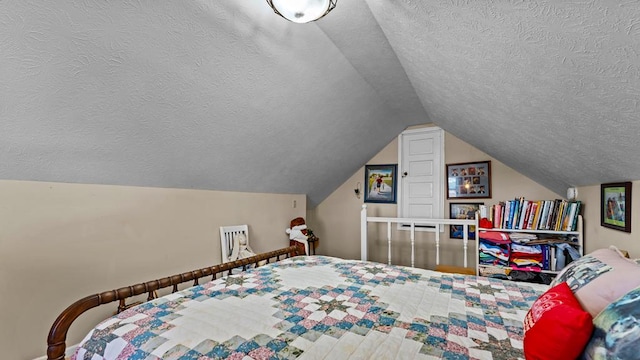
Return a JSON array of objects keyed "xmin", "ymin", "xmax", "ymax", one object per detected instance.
[{"xmin": 33, "ymin": 344, "xmax": 78, "ymax": 360}]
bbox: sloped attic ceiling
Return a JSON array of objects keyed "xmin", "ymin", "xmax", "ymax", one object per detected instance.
[{"xmin": 1, "ymin": 1, "xmax": 639, "ymax": 207}]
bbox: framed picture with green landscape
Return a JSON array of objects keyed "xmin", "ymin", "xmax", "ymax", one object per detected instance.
[
  {"xmin": 364, "ymin": 164, "xmax": 397, "ymax": 204},
  {"xmin": 601, "ymin": 182, "xmax": 631, "ymax": 233}
]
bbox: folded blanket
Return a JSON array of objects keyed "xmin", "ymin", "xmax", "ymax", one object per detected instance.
[
  {"xmin": 479, "ymin": 252, "xmax": 509, "ymax": 266},
  {"xmin": 511, "ymin": 243, "xmax": 542, "ymax": 254},
  {"xmin": 478, "ymin": 231, "xmax": 511, "ymax": 244},
  {"xmin": 479, "ymin": 241, "xmax": 510, "ymax": 261}
]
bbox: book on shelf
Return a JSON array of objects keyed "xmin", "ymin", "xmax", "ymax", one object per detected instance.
[
  {"xmin": 515, "ymin": 197, "xmax": 524, "ymax": 229},
  {"xmin": 493, "ymin": 202, "xmax": 503, "ymax": 228},
  {"xmin": 511, "ymin": 199, "xmax": 519, "ymax": 229},
  {"xmin": 479, "ymin": 204, "xmax": 488, "ymax": 219},
  {"xmin": 547, "ymin": 199, "xmax": 560, "ymax": 230},
  {"xmin": 484, "ymin": 197, "xmax": 582, "ymax": 232},
  {"xmin": 545, "ymin": 200, "xmax": 555, "ymax": 229},
  {"xmin": 558, "ymin": 201, "xmax": 581, "ymax": 232},
  {"xmin": 561, "ymin": 202, "xmax": 575, "ymax": 231},
  {"xmin": 559, "ymin": 200, "xmax": 571, "ymax": 230},
  {"xmin": 537, "ymin": 201, "xmax": 549, "ymax": 230},
  {"xmin": 504, "ymin": 201, "xmax": 512, "ymax": 229},
  {"xmin": 504, "ymin": 200, "xmax": 511, "ymax": 229},
  {"xmin": 512, "ymin": 198, "xmax": 521, "ymax": 229},
  {"xmin": 541, "ymin": 245, "xmax": 548, "ymax": 270},
  {"xmin": 518, "ymin": 200, "xmax": 531, "ymax": 229},
  {"xmin": 528, "ymin": 201, "xmax": 537, "ymax": 229},
  {"xmin": 554, "ymin": 201, "xmax": 564, "ymax": 231},
  {"xmin": 553, "ymin": 200, "xmax": 565, "ymax": 231},
  {"xmin": 570, "ymin": 201, "xmax": 581, "ymax": 231},
  {"xmin": 545, "ymin": 200, "xmax": 555, "ymax": 230},
  {"xmin": 528, "ymin": 201, "xmax": 540, "ymax": 230}
]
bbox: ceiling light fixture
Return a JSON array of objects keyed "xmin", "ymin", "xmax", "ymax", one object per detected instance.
[{"xmin": 266, "ymin": 0, "xmax": 337, "ymax": 23}]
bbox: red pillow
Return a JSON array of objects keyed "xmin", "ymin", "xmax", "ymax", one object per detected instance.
[{"xmin": 523, "ymin": 282, "xmax": 593, "ymax": 360}]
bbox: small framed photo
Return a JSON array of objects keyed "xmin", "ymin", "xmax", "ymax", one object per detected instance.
[
  {"xmin": 601, "ymin": 182, "xmax": 632, "ymax": 233},
  {"xmin": 449, "ymin": 202, "xmax": 482, "ymax": 239},
  {"xmin": 364, "ymin": 164, "xmax": 397, "ymax": 204},
  {"xmin": 447, "ymin": 161, "xmax": 491, "ymax": 199}
]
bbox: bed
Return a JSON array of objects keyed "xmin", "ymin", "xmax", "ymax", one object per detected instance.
[
  {"xmin": 47, "ymin": 246, "xmax": 549, "ymax": 360},
  {"xmin": 49, "ymin": 204, "xmax": 638, "ymax": 360}
]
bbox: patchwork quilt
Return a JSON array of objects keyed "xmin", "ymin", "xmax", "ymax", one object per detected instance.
[{"xmin": 72, "ymin": 256, "xmax": 548, "ymax": 360}]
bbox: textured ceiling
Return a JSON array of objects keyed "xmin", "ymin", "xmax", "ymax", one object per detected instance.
[
  {"xmin": 367, "ymin": 0, "xmax": 640, "ymax": 195},
  {"xmin": 1, "ymin": 0, "xmax": 639, "ymax": 207}
]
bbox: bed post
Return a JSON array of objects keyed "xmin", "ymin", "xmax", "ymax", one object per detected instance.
[{"xmin": 361, "ymin": 204, "xmax": 367, "ymax": 261}]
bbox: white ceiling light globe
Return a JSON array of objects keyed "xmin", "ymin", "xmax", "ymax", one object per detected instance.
[{"xmin": 270, "ymin": 0, "xmax": 331, "ymax": 23}]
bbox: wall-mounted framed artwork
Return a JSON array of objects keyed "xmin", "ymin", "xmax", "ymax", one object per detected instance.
[
  {"xmin": 446, "ymin": 160, "xmax": 491, "ymax": 199},
  {"xmin": 601, "ymin": 182, "xmax": 632, "ymax": 233},
  {"xmin": 364, "ymin": 164, "xmax": 397, "ymax": 204},
  {"xmin": 449, "ymin": 202, "xmax": 482, "ymax": 239}
]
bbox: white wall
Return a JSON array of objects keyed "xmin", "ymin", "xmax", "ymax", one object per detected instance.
[
  {"xmin": 310, "ymin": 126, "xmax": 561, "ymax": 269},
  {"xmin": 0, "ymin": 180, "xmax": 305, "ymax": 360},
  {"xmin": 578, "ymin": 182, "xmax": 640, "ymax": 257}
]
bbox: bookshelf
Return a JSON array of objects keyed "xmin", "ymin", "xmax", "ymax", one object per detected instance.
[{"xmin": 475, "ymin": 211, "xmax": 583, "ymax": 280}]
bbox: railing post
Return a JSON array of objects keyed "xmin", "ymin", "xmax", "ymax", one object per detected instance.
[
  {"xmin": 435, "ymin": 226, "xmax": 440, "ymax": 266},
  {"xmin": 387, "ymin": 221, "xmax": 392, "ymax": 265},
  {"xmin": 463, "ymin": 225, "xmax": 469, "ymax": 268},
  {"xmin": 361, "ymin": 205, "xmax": 368, "ymax": 261},
  {"xmin": 410, "ymin": 222, "xmax": 415, "ymax": 267}
]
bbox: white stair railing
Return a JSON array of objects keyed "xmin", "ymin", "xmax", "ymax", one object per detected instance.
[{"xmin": 360, "ymin": 204, "xmax": 476, "ymax": 268}]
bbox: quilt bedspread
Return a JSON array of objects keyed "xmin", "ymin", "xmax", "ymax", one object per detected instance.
[{"xmin": 72, "ymin": 256, "xmax": 548, "ymax": 360}]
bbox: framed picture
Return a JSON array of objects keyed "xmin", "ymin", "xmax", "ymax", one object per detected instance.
[
  {"xmin": 449, "ymin": 202, "xmax": 482, "ymax": 239},
  {"xmin": 446, "ymin": 161, "xmax": 491, "ymax": 199},
  {"xmin": 364, "ymin": 164, "xmax": 397, "ymax": 203},
  {"xmin": 601, "ymin": 182, "xmax": 632, "ymax": 233}
]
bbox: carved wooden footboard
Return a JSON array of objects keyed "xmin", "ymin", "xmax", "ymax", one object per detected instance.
[{"xmin": 47, "ymin": 245, "xmax": 301, "ymax": 360}]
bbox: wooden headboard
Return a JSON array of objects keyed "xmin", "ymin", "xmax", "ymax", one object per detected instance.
[{"xmin": 47, "ymin": 245, "xmax": 301, "ymax": 360}]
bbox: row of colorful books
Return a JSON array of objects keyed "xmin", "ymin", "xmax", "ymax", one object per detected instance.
[{"xmin": 487, "ymin": 198, "xmax": 582, "ymax": 231}]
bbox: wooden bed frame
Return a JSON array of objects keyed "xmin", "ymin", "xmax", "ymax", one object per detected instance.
[{"xmin": 47, "ymin": 245, "xmax": 301, "ymax": 360}]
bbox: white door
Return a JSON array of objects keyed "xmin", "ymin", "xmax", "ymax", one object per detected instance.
[{"xmin": 398, "ymin": 127, "xmax": 443, "ymax": 229}]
